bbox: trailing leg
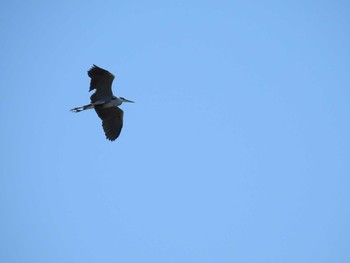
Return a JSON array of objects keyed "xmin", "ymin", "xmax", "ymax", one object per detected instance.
[{"xmin": 70, "ymin": 103, "xmax": 94, "ymax": 112}]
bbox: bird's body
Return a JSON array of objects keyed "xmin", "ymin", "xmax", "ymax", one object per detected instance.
[{"xmin": 71, "ymin": 65, "xmax": 134, "ymax": 141}]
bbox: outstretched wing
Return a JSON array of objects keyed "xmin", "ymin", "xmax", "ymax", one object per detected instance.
[
  {"xmin": 88, "ymin": 65, "xmax": 115, "ymax": 103},
  {"xmin": 94, "ymin": 107, "xmax": 124, "ymax": 141}
]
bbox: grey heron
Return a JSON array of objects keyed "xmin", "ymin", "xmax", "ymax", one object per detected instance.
[{"xmin": 71, "ymin": 65, "xmax": 134, "ymax": 141}]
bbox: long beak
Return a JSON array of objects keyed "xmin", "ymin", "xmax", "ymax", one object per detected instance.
[{"xmin": 124, "ymin": 99, "xmax": 135, "ymax": 103}]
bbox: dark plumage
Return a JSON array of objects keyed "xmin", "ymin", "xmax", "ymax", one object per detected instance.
[
  {"xmin": 70, "ymin": 65, "xmax": 134, "ymax": 141},
  {"xmin": 95, "ymin": 106, "xmax": 124, "ymax": 141}
]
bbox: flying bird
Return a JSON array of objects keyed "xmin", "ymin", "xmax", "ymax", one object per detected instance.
[{"xmin": 71, "ymin": 65, "xmax": 134, "ymax": 141}]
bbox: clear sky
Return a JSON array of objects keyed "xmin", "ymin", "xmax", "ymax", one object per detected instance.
[{"xmin": 1, "ymin": 0, "xmax": 349, "ymax": 262}]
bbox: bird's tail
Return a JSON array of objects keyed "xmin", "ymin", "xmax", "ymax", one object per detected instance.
[{"xmin": 70, "ymin": 103, "xmax": 94, "ymax": 113}]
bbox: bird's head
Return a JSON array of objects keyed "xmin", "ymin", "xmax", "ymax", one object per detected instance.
[{"xmin": 120, "ymin": 97, "xmax": 135, "ymax": 103}]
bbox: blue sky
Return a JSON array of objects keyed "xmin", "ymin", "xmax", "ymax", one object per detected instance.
[{"xmin": 1, "ymin": 0, "xmax": 350, "ymax": 262}]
